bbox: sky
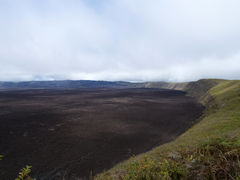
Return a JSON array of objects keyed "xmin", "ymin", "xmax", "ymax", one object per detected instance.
[{"xmin": 0, "ymin": 0, "xmax": 240, "ymax": 82}]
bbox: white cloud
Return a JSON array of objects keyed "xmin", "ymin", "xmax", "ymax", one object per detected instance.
[{"xmin": 0, "ymin": 0, "xmax": 240, "ymax": 82}]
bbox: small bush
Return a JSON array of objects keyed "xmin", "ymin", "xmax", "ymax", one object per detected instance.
[
  {"xmin": 98, "ymin": 137, "xmax": 240, "ymax": 180},
  {"xmin": 120, "ymin": 157, "xmax": 186, "ymax": 180},
  {"xmin": 0, "ymin": 155, "xmax": 3, "ymax": 160},
  {"xmin": 182, "ymin": 137, "xmax": 240, "ymax": 179},
  {"xmin": 15, "ymin": 165, "xmax": 32, "ymax": 180}
]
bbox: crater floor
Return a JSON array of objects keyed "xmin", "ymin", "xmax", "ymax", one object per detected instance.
[{"xmin": 0, "ymin": 88, "xmax": 203, "ymax": 179}]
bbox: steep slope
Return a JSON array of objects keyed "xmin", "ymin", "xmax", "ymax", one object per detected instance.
[
  {"xmin": 143, "ymin": 79, "xmax": 224, "ymax": 99},
  {"xmin": 95, "ymin": 79, "xmax": 240, "ymax": 179},
  {"xmin": 144, "ymin": 81, "xmax": 189, "ymax": 90},
  {"xmin": 184, "ymin": 79, "xmax": 224, "ymax": 100}
]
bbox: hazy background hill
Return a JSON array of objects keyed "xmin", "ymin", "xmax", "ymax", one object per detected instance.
[
  {"xmin": 0, "ymin": 80, "xmax": 136, "ymax": 89},
  {"xmin": 0, "ymin": 79, "xmax": 223, "ymax": 94},
  {"xmin": 0, "ymin": 80, "xmax": 183, "ymax": 90}
]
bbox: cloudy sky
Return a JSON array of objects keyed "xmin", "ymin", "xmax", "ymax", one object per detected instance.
[{"xmin": 0, "ymin": 0, "xmax": 240, "ymax": 82}]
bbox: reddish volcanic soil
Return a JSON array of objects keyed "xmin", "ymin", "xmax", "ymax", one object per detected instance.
[{"xmin": 0, "ymin": 88, "xmax": 203, "ymax": 179}]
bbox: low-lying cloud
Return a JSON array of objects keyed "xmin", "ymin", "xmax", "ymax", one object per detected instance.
[{"xmin": 0, "ymin": 0, "xmax": 240, "ymax": 82}]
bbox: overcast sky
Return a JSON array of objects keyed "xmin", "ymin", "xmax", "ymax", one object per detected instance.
[{"xmin": 0, "ymin": 0, "xmax": 240, "ymax": 82}]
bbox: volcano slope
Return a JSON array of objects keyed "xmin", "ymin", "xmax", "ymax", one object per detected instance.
[
  {"xmin": 96, "ymin": 79, "xmax": 240, "ymax": 180},
  {"xmin": 0, "ymin": 88, "xmax": 203, "ymax": 179}
]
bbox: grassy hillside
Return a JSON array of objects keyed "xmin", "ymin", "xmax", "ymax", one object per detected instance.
[
  {"xmin": 143, "ymin": 81, "xmax": 189, "ymax": 90},
  {"xmin": 95, "ymin": 79, "xmax": 240, "ymax": 179}
]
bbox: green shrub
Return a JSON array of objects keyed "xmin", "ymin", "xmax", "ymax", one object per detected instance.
[
  {"xmin": 96, "ymin": 137, "xmax": 240, "ymax": 180},
  {"xmin": 120, "ymin": 157, "xmax": 186, "ymax": 180},
  {"xmin": 15, "ymin": 165, "xmax": 32, "ymax": 180},
  {"xmin": 1, "ymin": 153, "xmax": 33, "ymax": 179},
  {"xmin": 182, "ymin": 137, "xmax": 240, "ymax": 179}
]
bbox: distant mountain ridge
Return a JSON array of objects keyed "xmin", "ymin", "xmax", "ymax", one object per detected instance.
[
  {"xmin": 0, "ymin": 80, "xmax": 180, "ymax": 89},
  {"xmin": 0, "ymin": 79, "xmax": 225, "ymax": 91},
  {"xmin": 0, "ymin": 80, "xmax": 136, "ymax": 89}
]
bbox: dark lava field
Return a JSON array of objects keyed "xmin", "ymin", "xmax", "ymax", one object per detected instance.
[{"xmin": 0, "ymin": 88, "xmax": 204, "ymax": 179}]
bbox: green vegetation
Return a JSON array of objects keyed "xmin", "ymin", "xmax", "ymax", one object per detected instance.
[
  {"xmin": 101, "ymin": 137, "xmax": 240, "ymax": 180},
  {"xmin": 1, "ymin": 154, "xmax": 32, "ymax": 180},
  {"xmin": 95, "ymin": 79, "xmax": 240, "ymax": 179},
  {"xmin": 15, "ymin": 165, "xmax": 32, "ymax": 180}
]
